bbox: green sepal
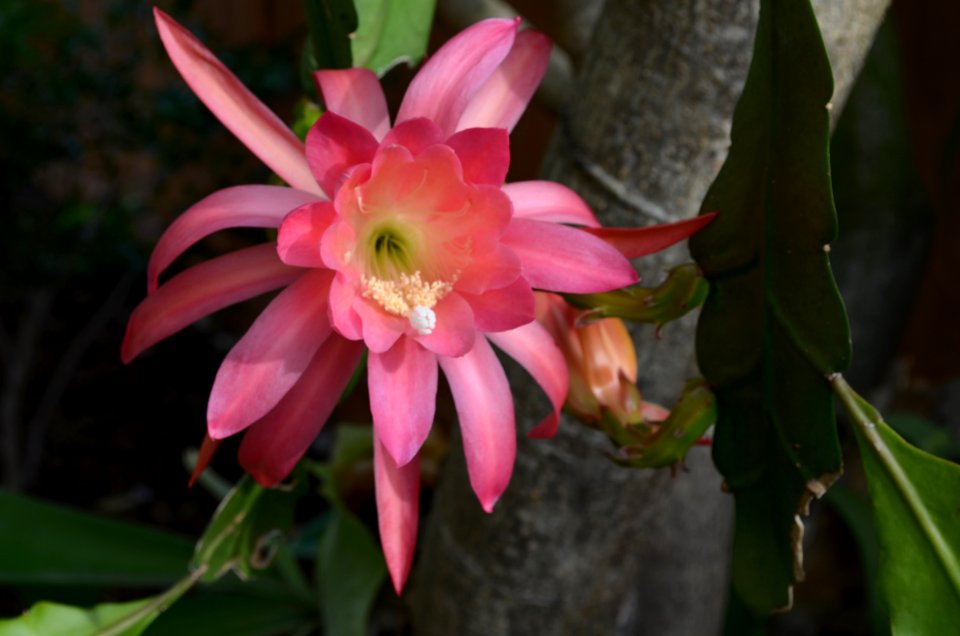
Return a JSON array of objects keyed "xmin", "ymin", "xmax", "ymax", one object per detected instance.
[
  {"xmin": 566, "ymin": 263, "xmax": 709, "ymax": 332},
  {"xmin": 606, "ymin": 377, "xmax": 716, "ymax": 469}
]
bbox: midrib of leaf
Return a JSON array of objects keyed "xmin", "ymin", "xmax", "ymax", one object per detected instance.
[{"xmin": 832, "ymin": 375, "xmax": 960, "ymax": 600}]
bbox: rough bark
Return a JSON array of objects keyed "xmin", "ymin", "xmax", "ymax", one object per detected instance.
[{"xmin": 410, "ymin": 1, "xmax": 891, "ymax": 634}]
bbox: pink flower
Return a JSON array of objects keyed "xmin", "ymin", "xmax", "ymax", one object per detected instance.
[{"xmin": 125, "ymin": 9, "xmax": 706, "ymax": 592}]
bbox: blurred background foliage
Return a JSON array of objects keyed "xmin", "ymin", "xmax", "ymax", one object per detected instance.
[{"xmin": 0, "ymin": 0, "xmax": 958, "ymax": 634}]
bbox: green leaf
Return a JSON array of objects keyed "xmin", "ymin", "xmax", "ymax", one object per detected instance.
[
  {"xmin": 688, "ymin": 0, "xmax": 851, "ymax": 613},
  {"xmin": 191, "ymin": 475, "xmax": 305, "ymax": 583},
  {"xmin": 0, "ymin": 491, "xmax": 192, "ymax": 587},
  {"xmin": 834, "ymin": 377, "xmax": 960, "ymax": 636},
  {"xmin": 316, "ymin": 507, "xmax": 387, "ymax": 636},
  {"xmin": 0, "ymin": 570, "xmax": 203, "ymax": 636},
  {"xmin": 351, "ymin": 0, "xmax": 437, "ymax": 76},
  {"xmin": 0, "ymin": 599, "xmax": 152, "ymax": 636},
  {"xmin": 147, "ymin": 589, "xmax": 314, "ymax": 636}
]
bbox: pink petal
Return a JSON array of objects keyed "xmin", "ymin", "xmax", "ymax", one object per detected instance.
[
  {"xmin": 456, "ymin": 29, "xmax": 551, "ymax": 132},
  {"xmin": 445, "ymin": 128, "xmax": 510, "ymax": 186},
  {"xmin": 414, "ymin": 294, "xmax": 476, "ymax": 357},
  {"xmin": 207, "ymin": 269, "xmax": 335, "ymax": 439},
  {"xmin": 396, "ymin": 18, "xmax": 519, "ymax": 136},
  {"xmin": 504, "ymin": 180, "xmax": 601, "ymax": 227},
  {"xmin": 122, "ymin": 244, "xmax": 301, "ymax": 363},
  {"xmin": 488, "ymin": 322, "xmax": 568, "ymax": 439},
  {"xmin": 502, "ymin": 219, "xmax": 639, "ymax": 293},
  {"xmin": 369, "ymin": 338, "xmax": 438, "ymax": 466},
  {"xmin": 582, "ymin": 213, "xmax": 718, "ymax": 259},
  {"xmin": 438, "ymin": 334, "xmax": 515, "ymax": 512},
  {"xmin": 148, "ymin": 185, "xmax": 320, "ymax": 292},
  {"xmin": 461, "ymin": 278, "xmax": 535, "ymax": 333},
  {"xmin": 238, "ymin": 335, "xmax": 365, "ymax": 486},
  {"xmin": 355, "ymin": 298, "xmax": 407, "ymax": 353},
  {"xmin": 455, "ymin": 245, "xmax": 522, "ymax": 295},
  {"xmin": 153, "ymin": 9, "xmax": 319, "ymax": 194},
  {"xmin": 328, "ymin": 273, "xmax": 363, "ymax": 340},
  {"xmin": 276, "ymin": 201, "xmax": 337, "ymax": 267},
  {"xmin": 374, "ymin": 438, "xmax": 420, "ymax": 594},
  {"xmin": 189, "ymin": 434, "xmax": 222, "ymax": 487},
  {"xmin": 314, "ymin": 68, "xmax": 390, "ymax": 140},
  {"xmin": 306, "ymin": 112, "xmax": 379, "ymax": 198},
  {"xmin": 379, "ymin": 118, "xmax": 444, "ymax": 157}
]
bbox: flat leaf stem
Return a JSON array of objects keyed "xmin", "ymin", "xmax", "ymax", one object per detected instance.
[
  {"xmin": 94, "ymin": 565, "xmax": 206, "ymax": 635},
  {"xmin": 830, "ymin": 373, "xmax": 960, "ymax": 596}
]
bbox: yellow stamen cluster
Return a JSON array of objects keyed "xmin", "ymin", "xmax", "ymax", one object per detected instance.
[{"xmin": 361, "ymin": 271, "xmax": 453, "ymax": 317}]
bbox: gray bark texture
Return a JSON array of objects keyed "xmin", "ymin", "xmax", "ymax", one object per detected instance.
[{"xmin": 409, "ymin": 1, "xmax": 890, "ymax": 634}]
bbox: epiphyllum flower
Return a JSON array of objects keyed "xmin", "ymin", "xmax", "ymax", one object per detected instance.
[{"xmin": 124, "ymin": 9, "xmax": 712, "ymax": 592}]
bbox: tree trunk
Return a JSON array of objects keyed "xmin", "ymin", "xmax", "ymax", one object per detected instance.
[{"xmin": 410, "ymin": 1, "xmax": 890, "ymax": 634}]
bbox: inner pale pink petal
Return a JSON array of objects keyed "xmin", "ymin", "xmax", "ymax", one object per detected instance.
[
  {"xmin": 380, "ymin": 118, "xmax": 444, "ymax": 157},
  {"xmin": 328, "ymin": 273, "xmax": 363, "ymax": 340},
  {"xmin": 414, "ymin": 294, "xmax": 476, "ymax": 358},
  {"xmin": 122, "ymin": 244, "xmax": 301, "ymax": 363},
  {"xmin": 502, "ymin": 219, "xmax": 639, "ymax": 293},
  {"xmin": 355, "ymin": 298, "xmax": 407, "ymax": 353},
  {"xmin": 369, "ymin": 338, "xmax": 438, "ymax": 466},
  {"xmin": 314, "ymin": 68, "xmax": 390, "ymax": 140},
  {"xmin": 363, "ymin": 145, "xmax": 468, "ymax": 215},
  {"xmin": 454, "ymin": 245, "xmax": 522, "ymax": 295},
  {"xmin": 504, "ymin": 181, "xmax": 601, "ymax": 227},
  {"xmin": 238, "ymin": 335, "xmax": 365, "ymax": 486},
  {"xmin": 154, "ymin": 9, "xmax": 320, "ymax": 195},
  {"xmin": 306, "ymin": 112, "xmax": 379, "ymax": 198},
  {"xmin": 444, "ymin": 128, "xmax": 510, "ymax": 186},
  {"xmin": 374, "ymin": 438, "xmax": 420, "ymax": 594},
  {"xmin": 438, "ymin": 333, "xmax": 515, "ymax": 512},
  {"xmin": 149, "ymin": 185, "xmax": 320, "ymax": 292},
  {"xmin": 461, "ymin": 278, "xmax": 535, "ymax": 333},
  {"xmin": 456, "ymin": 29, "xmax": 552, "ymax": 133},
  {"xmin": 488, "ymin": 321, "xmax": 568, "ymax": 439},
  {"xmin": 276, "ymin": 201, "xmax": 337, "ymax": 267},
  {"xmin": 207, "ymin": 269, "xmax": 335, "ymax": 439},
  {"xmin": 396, "ymin": 18, "xmax": 519, "ymax": 136}
]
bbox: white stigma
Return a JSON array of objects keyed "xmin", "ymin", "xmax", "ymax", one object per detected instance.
[{"xmin": 408, "ymin": 305, "xmax": 437, "ymax": 336}]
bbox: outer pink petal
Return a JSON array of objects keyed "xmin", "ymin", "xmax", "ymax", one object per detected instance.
[
  {"xmin": 379, "ymin": 118, "xmax": 444, "ymax": 157},
  {"xmin": 122, "ymin": 244, "xmax": 301, "ymax": 363},
  {"xmin": 445, "ymin": 128, "xmax": 510, "ymax": 186},
  {"xmin": 238, "ymin": 336, "xmax": 365, "ymax": 486},
  {"xmin": 456, "ymin": 29, "xmax": 551, "ymax": 132},
  {"xmin": 461, "ymin": 278, "xmax": 535, "ymax": 333},
  {"xmin": 488, "ymin": 322, "xmax": 568, "ymax": 439},
  {"xmin": 314, "ymin": 68, "xmax": 390, "ymax": 140},
  {"xmin": 148, "ymin": 185, "xmax": 320, "ymax": 292},
  {"xmin": 276, "ymin": 201, "xmax": 337, "ymax": 267},
  {"xmin": 306, "ymin": 112, "xmax": 379, "ymax": 198},
  {"xmin": 154, "ymin": 9, "xmax": 319, "ymax": 194},
  {"xmin": 396, "ymin": 18, "xmax": 519, "ymax": 136},
  {"xmin": 504, "ymin": 181, "xmax": 601, "ymax": 227},
  {"xmin": 374, "ymin": 438, "xmax": 420, "ymax": 594},
  {"xmin": 369, "ymin": 338, "xmax": 438, "ymax": 466},
  {"xmin": 582, "ymin": 213, "xmax": 718, "ymax": 259},
  {"xmin": 328, "ymin": 273, "xmax": 363, "ymax": 340},
  {"xmin": 438, "ymin": 334, "xmax": 515, "ymax": 512},
  {"xmin": 502, "ymin": 219, "xmax": 639, "ymax": 293},
  {"xmin": 414, "ymin": 294, "xmax": 476, "ymax": 358},
  {"xmin": 189, "ymin": 434, "xmax": 222, "ymax": 487},
  {"xmin": 207, "ymin": 269, "xmax": 335, "ymax": 439}
]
